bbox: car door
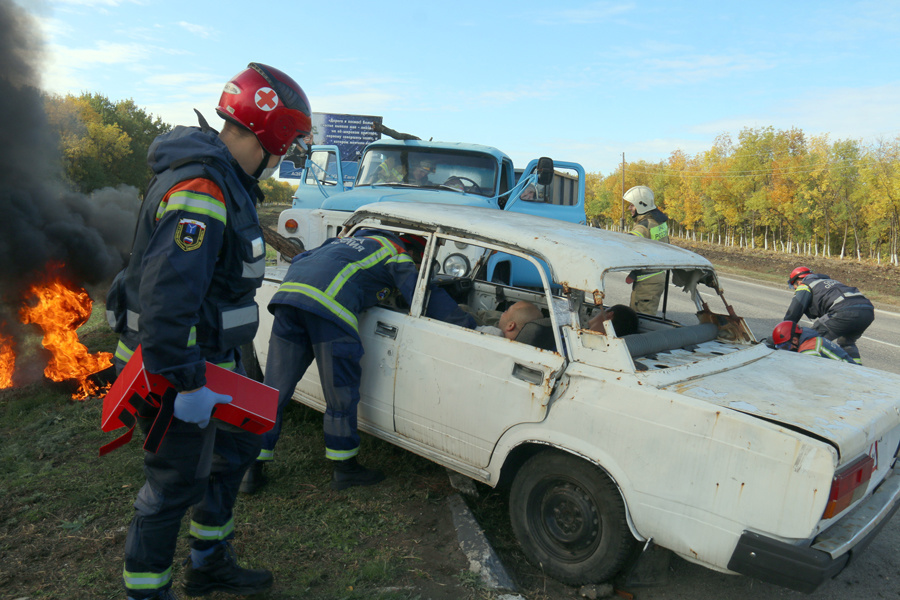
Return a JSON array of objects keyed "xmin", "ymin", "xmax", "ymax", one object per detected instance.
[
  {"xmin": 290, "ymin": 304, "xmax": 403, "ymax": 434},
  {"xmin": 392, "ymin": 239, "xmax": 566, "ymax": 469}
]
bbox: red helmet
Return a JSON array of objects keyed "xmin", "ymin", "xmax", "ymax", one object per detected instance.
[
  {"xmin": 399, "ymin": 234, "xmax": 427, "ymax": 255},
  {"xmin": 772, "ymin": 320, "xmax": 802, "ymax": 347},
  {"xmin": 788, "ymin": 266, "xmax": 811, "ymax": 286},
  {"xmin": 217, "ymin": 63, "xmax": 312, "ymax": 156}
]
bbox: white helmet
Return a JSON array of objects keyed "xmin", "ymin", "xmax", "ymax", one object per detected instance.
[{"xmin": 624, "ymin": 185, "xmax": 655, "ymax": 213}]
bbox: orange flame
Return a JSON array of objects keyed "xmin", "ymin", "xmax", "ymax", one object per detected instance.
[
  {"xmin": 0, "ymin": 331, "xmax": 14, "ymax": 389},
  {"xmin": 19, "ymin": 274, "xmax": 112, "ymax": 400}
]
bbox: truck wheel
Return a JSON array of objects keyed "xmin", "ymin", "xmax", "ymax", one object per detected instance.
[
  {"xmin": 240, "ymin": 343, "xmax": 264, "ymax": 382},
  {"xmin": 509, "ymin": 451, "xmax": 637, "ymax": 585}
]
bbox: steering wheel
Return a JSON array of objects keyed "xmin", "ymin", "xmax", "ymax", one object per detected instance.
[{"xmin": 443, "ymin": 176, "xmax": 480, "ymax": 193}]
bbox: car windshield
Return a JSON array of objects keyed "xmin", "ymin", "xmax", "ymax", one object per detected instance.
[{"xmin": 356, "ymin": 147, "xmax": 497, "ymax": 197}]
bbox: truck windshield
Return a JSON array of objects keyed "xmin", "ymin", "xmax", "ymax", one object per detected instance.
[{"xmin": 356, "ymin": 148, "xmax": 497, "ymax": 197}]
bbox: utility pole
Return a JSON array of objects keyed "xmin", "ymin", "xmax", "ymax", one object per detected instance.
[{"xmin": 620, "ymin": 152, "xmax": 625, "ymax": 232}]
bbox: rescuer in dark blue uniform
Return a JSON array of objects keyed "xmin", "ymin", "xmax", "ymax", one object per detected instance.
[
  {"xmin": 105, "ymin": 63, "xmax": 311, "ymax": 600},
  {"xmin": 783, "ymin": 267, "xmax": 874, "ymax": 365},
  {"xmin": 240, "ymin": 229, "xmax": 475, "ymax": 493}
]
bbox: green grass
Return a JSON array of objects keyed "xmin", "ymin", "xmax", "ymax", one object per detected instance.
[{"xmin": 0, "ymin": 301, "xmax": 500, "ymax": 599}]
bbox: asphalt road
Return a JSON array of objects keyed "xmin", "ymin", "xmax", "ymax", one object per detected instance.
[{"xmin": 597, "ymin": 274, "xmax": 900, "ymax": 599}]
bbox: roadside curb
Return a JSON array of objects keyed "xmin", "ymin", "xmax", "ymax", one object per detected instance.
[{"xmin": 447, "ymin": 492, "xmax": 523, "ymax": 597}]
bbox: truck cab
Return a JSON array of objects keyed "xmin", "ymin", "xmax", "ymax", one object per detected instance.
[{"xmin": 278, "ymin": 138, "xmax": 586, "ymax": 280}]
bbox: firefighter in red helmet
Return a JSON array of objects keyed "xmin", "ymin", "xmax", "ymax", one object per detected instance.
[
  {"xmin": 783, "ymin": 266, "xmax": 874, "ymax": 364},
  {"xmin": 106, "ymin": 63, "xmax": 310, "ymax": 600},
  {"xmin": 771, "ymin": 321, "xmax": 855, "ymax": 363}
]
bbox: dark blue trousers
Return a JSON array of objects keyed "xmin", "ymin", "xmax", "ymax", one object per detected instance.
[
  {"xmin": 261, "ymin": 305, "xmax": 364, "ymax": 461},
  {"xmin": 119, "ymin": 359, "xmax": 261, "ymax": 599},
  {"xmin": 813, "ymin": 306, "xmax": 874, "ymax": 363}
]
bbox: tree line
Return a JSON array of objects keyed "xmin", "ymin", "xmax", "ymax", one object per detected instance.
[
  {"xmin": 43, "ymin": 92, "xmax": 295, "ymax": 204},
  {"xmin": 585, "ymin": 126, "xmax": 900, "ymax": 266},
  {"xmin": 44, "ymin": 95, "xmax": 899, "ymax": 264}
]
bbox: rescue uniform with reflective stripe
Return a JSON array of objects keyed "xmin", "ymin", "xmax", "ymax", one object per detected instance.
[
  {"xmin": 779, "ymin": 327, "xmax": 856, "ymax": 364},
  {"xmin": 106, "ymin": 125, "xmax": 265, "ymax": 599},
  {"xmin": 784, "ymin": 273, "xmax": 874, "ymax": 364},
  {"xmin": 262, "ymin": 230, "xmax": 475, "ymax": 461},
  {"xmin": 628, "ymin": 208, "xmax": 670, "ymax": 315}
]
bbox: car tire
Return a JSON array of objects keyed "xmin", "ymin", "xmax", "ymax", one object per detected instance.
[
  {"xmin": 240, "ymin": 342, "xmax": 264, "ymax": 382},
  {"xmin": 509, "ymin": 451, "xmax": 637, "ymax": 585}
]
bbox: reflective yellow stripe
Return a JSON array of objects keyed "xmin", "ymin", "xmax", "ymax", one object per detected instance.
[
  {"xmin": 187, "ymin": 326, "xmax": 197, "ymax": 347},
  {"xmin": 387, "ymin": 254, "xmax": 413, "ymax": 265},
  {"xmin": 636, "ymin": 270, "xmax": 664, "ymax": 282},
  {"xmin": 115, "ymin": 340, "xmax": 135, "ymax": 363},
  {"xmin": 123, "ymin": 565, "xmax": 172, "ymax": 591},
  {"xmin": 649, "ymin": 221, "xmax": 669, "ymax": 241},
  {"xmin": 214, "ymin": 360, "xmax": 236, "ymax": 370},
  {"xmin": 326, "ymin": 447, "xmax": 359, "ymax": 460},
  {"xmin": 277, "ymin": 282, "xmax": 358, "ymax": 332},
  {"xmin": 258, "ymin": 448, "xmax": 274, "ymax": 461},
  {"xmin": 162, "ymin": 191, "xmax": 227, "ymax": 224},
  {"xmin": 190, "ymin": 517, "xmax": 234, "ymax": 541},
  {"xmin": 323, "ymin": 236, "xmax": 399, "ymax": 297}
]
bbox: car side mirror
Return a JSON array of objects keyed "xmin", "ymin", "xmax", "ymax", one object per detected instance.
[{"xmin": 536, "ymin": 157, "xmax": 554, "ymax": 186}]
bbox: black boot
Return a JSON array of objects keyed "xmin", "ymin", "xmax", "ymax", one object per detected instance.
[
  {"xmin": 239, "ymin": 460, "xmax": 267, "ymax": 494},
  {"xmin": 182, "ymin": 542, "xmax": 272, "ymax": 597},
  {"xmin": 330, "ymin": 457, "xmax": 385, "ymax": 491}
]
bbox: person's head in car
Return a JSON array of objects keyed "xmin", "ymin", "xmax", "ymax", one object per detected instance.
[
  {"xmin": 497, "ymin": 301, "xmax": 543, "ymax": 340},
  {"xmin": 410, "ymin": 159, "xmax": 435, "ymax": 186},
  {"xmin": 588, "ymin": 304, "xmax": 639, "ymax": 336}
]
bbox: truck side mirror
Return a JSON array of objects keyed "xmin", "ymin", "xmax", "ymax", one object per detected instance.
[{"xmin": 536, "ymin": 157, "xmax": 554, "ymax": 186}]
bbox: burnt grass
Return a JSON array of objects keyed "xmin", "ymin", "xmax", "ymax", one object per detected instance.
[{"xmin": 1, "ymin": 206, "xmax": 897, "ymax": 600}]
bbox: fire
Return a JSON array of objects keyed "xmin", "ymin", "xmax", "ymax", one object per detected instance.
[
  {"xmin": 17, "ymin": 272, "xmax": 112, "ymax": 400},
  {"xmin": 0, "ymin": 331, "xmax": 14, "ymax": 389}
]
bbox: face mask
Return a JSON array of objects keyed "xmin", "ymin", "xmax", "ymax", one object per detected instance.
[{"xmin": 259, "ymin": 155, "xmax": 284, "ymax": 180}]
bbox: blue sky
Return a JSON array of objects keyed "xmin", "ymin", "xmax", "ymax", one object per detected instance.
[{"xmin": 21, "ymin": 0, "xmax": 900, "ymax": 175}]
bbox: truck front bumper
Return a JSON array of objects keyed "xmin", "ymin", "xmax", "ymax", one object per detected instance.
[{"xmin": 727, "ymin": 463, "xmax": 900, "ymax": 593}]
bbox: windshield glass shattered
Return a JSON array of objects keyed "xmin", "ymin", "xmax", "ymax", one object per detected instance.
[{"xmin": 356, "ymin": 147, "xmax": 497, "ymax": 197}]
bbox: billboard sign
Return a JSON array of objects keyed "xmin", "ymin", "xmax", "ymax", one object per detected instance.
[{"xmin": 310, "ymin": 112, "xmax": 382, "ymax": 161}]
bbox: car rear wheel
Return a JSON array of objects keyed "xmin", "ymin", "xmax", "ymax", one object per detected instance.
[{"xmin": 509, "ymin": 451, "xmax": 637, "ymax": 585}]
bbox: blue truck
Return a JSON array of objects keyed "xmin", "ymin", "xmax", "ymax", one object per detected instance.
[{"xmin": 275, "ymin": 135, "xmax": 587, "ymax": 283}]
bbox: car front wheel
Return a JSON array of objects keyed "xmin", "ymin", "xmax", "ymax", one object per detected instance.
[{"xmin": 509, "ymin": 451, "xmax": 637, "ymax": 585}]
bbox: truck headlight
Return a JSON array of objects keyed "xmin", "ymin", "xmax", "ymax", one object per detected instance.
[{"xmin": 443, "ymin": 254, "xmax": 470, "ymax": 277}]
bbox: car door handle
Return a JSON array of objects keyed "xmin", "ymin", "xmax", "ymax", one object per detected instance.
[
  {"xmin": 375, "ymin": 322, "xmax": 398, "ymax": 339},
  {"xmin": 513, "ymin": 363, "xmax": 543, "ymax": 385}
]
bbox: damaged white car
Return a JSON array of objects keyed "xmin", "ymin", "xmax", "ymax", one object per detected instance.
[{"xmin": 247, "ymin": 202, "xmax": 900, "ymax": 593}]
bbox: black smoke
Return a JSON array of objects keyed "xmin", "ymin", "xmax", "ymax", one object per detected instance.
[{"xmin": 1, "ymin": 0, "xmax": 140, "ymax": 384}]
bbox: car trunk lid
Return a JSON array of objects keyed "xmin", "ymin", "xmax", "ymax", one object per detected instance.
[{"xmin": 661, "ymin": 351, "xmax": 900, "ymax": 465}]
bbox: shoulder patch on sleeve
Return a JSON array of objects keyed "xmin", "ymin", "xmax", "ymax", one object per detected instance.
[{"xmin": 175, "ymin": 218, "xmax": 207, "ymax": 251}]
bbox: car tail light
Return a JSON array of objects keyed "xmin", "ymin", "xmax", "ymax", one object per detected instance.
[
  {"xmin": 284, "ymin": 219, "xmax": 299, "ymax": 234},
  {"xmin": 822, "ymin": 455, "xmax": 874, "ymax": 519}
]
